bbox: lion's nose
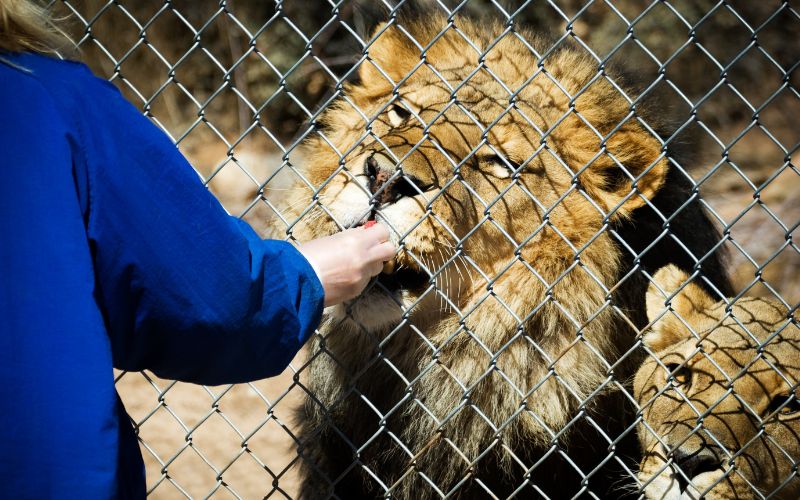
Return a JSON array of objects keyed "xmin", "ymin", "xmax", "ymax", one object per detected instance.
[
  {"xmin": 364, "ymin": 154, "xmax": 391, "ymax": 200},
  {"xmin": 672, "ymin": 449, "xmax": 722, "ymax": 491},
  {"xmin": 365, "ymin": 155, "xmax": 379, "ymax": 180},
  {"xmin": 364, "ymin": 153, "xmax": 429, "ymax": 204}
]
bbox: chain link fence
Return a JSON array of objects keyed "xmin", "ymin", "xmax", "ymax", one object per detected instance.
[{"xmin": 54, "ymin": 0, "xmax": 799, "ymax": 498}]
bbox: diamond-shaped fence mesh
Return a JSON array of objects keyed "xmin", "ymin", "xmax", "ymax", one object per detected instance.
[{"xmin": 51, "ymin": 0, "xmax": 799, "ymax": 498}]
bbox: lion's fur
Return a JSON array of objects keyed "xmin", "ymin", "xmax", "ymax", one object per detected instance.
[
  {"xmin": 288, "ymin": 14, "xmax": 731, "ymax": 498},
  {"xmin": 635, "ymin": 265, "xmax": 800, "ymax": 499}
]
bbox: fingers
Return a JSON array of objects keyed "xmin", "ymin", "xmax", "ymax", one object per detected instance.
[
  {"xmin": 370, "ymin": 240, "xmax": 396, "ymax": 263},
  {"xmin": 302, "ymin": 223, "xmax": 397, "ymax": 306},
  {"xmin": 362, "ymin": 222, "xmax": 390, "ymax": 244},
  {"xmin": 367, "ymin": 260, "xmax": 384, "ymax": 277},
  {"xmin": 357, "ymin": 223, "xmax": 396, "ymax": 265}
]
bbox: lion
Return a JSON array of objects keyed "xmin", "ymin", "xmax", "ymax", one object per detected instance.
[
  {"xmin": 635, "ymin": 265, "xmax": 800, "ymax": 499},
  {"xmin": 284, "ymin": 14, "xmax": 732, "ymax": 498}
]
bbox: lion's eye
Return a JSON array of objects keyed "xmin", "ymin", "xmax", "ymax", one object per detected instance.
[
  {"xmin": 387, "ymin": 104, "xmax": 411, "ymax": 127},
  {"xmin": 482, "ymin": 155, "xmax": 520, "ymax": 179},
  {"xmin": 665, "ymin": 363, "xmax": 692, "ymax": 387},
  {"xmin": 768, "ymin": 394, "xmax": 800, "ymax": 417},
  {"xmin": 487, "ymin": 155, "xmax": 520, "ymax": 170}
]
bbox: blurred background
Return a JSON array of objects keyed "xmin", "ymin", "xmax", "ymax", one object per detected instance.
[{"xmin": 53, "ymin": 0, "xmax": 798, "ymax": 497}]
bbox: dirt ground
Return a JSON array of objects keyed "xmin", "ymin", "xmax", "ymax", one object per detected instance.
[
  {"xmin": 702, "ymin": 152, "xmax": 800, "ymax": 304},
  {"xmin": 115, "ymin": 137, "xmax": 798, "ymax": 499},
  {"xmin": 116, "ymin": 353, "xmax": 306, "ymax": 499}
]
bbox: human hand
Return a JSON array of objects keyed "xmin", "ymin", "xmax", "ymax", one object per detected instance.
[{"xmin": 299, "ymin": 223, "xmax": 396, "ymax": 307}]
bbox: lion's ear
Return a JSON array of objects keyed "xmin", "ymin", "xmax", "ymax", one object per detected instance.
[
  {"xmin": 643, "ymin": 265, "xmax": 715, "ymax": 352},
  {"xmin": 358, "ymin": 23, "xmax": 420, "ymax": 91},
  {"xmin": 593, "ymin": 122, "xmax": 668, "ymax": 218}
]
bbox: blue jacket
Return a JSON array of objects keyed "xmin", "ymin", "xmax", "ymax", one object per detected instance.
[{"xmin": 0, "ymin": 52, "xmax": 324, "ymax": 498}]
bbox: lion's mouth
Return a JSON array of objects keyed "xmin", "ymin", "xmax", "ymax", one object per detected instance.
[
  {"xmin": 375, "ymin": 265, "xmax": 429, "ymax": 292},
  {"xmin": 355, "ymin": 219, "xmax": 430, "ymax": 293},
  {"xmin": 357, "ymin": 220, "xmax": 431, "ymax": 293}
]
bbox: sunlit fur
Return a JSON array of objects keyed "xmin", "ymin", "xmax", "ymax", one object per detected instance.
[
  {"xmin": 635, "ymin": 265, "xmax": 800, "ymax": 499},
  {"xmin": 287, "ymin": 14, "xmax": 728, "ymax": 498}
]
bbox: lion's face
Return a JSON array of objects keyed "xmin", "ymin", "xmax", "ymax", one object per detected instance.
[
  {"xmin": 291, "ymin": 18, "xmax": 667, "ymax": 333},
  {"xmin": 635, "ymin": 265, "xmax": 800, "ymax": 499}
]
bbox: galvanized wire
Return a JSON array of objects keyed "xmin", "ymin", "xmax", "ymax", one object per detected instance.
[{"xmin": 54, "ymin": 0, "xmax": 799, "ymax": 498}]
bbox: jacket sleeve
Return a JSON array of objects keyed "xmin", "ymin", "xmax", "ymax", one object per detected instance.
[{"xmin": 70, "ymin": 67, "xmax": 324, "ymax": 385}]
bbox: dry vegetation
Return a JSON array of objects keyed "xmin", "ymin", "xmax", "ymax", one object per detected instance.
[{"xmin": 54, "ymin": 0, "xmax": 799, "ymax": 497}]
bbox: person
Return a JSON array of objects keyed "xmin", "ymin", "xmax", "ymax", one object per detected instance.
[{"xmin": 0, "ymin": 2, "xmax": 395, "ymax": 498}]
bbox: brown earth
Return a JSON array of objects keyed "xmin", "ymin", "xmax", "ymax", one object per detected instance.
[
  {"xmin": 702, "ymin": 151, "xmax": 800, "ymax": 304},
  {"xmin": 117, "ymin": 350, "xmax": 308, "ymax": 499}
]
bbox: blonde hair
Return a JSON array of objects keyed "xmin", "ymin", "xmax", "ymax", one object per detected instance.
[{"xmin": 0, "ymin": 0, "xmax": 74, "ymax": 56}]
